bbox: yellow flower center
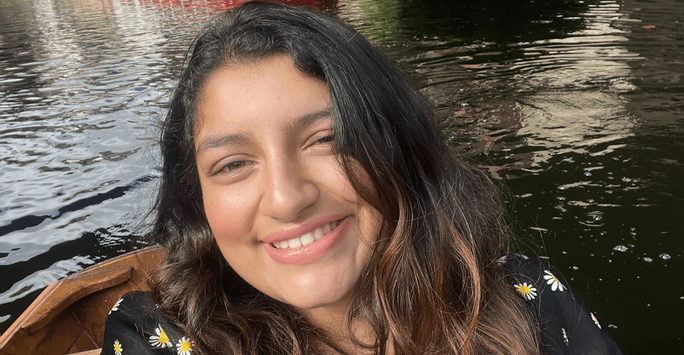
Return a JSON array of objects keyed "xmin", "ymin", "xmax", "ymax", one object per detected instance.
[
  {"xmin": 552, "ymin": 274, "xmax": 560, "ymax": 283},
  {"xmin": 159, "ymin": 330, "xmax": 169, "ymax": 344},
  {"xmin": 518, "ymin": 285, "xmax": 531, "ymax": 294},
  {"xmin": 180, "ymin": 340, "xmax": 191, "ymax": 352},
  {"xmin": 115, "ymin": 342, "xmax": 122, "ymax": 353}
]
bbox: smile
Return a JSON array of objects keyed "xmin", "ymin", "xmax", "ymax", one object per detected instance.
[{"xmin": 271, "ymin": 219, "xmax": 343, "ymax": 249}]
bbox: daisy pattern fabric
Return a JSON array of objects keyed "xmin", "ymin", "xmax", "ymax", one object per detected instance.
[
  {"xmin": 102, "ymin": 291, "xmax": 193, "ymax": 355},
  {"xmin": 101, "ymin": 256, "xmax": 623, "ymax": 355},
  {"xmin": 513, "ymin": 282, "xmax": 538, "ymax": 301},
  {"xmin": 505, "ymin": 255, "xmax": 623, "ymax": 355}
]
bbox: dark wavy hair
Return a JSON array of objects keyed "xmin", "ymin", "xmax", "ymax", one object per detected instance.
[{"xmin": 150, "ymin": 1, "xmax": 540, "ymax": 354}]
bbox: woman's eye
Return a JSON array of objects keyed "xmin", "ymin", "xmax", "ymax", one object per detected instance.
[
  {"xmin": 214, "ymin": 160, "xmax": 251, "ymax": 175},
  {"xmin": 315, "ymin": 134, "xmax": 334, "ymax": 144}
]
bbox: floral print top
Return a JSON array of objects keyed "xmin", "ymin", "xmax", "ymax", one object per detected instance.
[
  {"xmin": 101, "ymin": 255, "xmax": 622, "ymax": 354},
  {"xmin": 102, "ymin": 291, "xmax": 194, "ymax": 355},
  {"xmin": 504, "ymin": 254, "xmax": 623, "ymax": 354}
]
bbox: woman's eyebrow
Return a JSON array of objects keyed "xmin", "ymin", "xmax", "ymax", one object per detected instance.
[
  {"xmin": 287, "ymin": 107, "xmax": 332, "ymax": 132},
  {"xmin": 195, "ymin": 133, "xmax": 248, "ymax": 156},
  {"xmin": 195, "ymin": 107, "xmax": 332, "ymax": 156}
]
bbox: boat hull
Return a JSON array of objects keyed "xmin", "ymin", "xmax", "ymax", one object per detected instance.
[{"xmin": 0, "ymin": 246, "xmax": 166, "ymax": 355}]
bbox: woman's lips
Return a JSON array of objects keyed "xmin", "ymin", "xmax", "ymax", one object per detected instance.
[
  {"xmin": 263, "ymin": 217, "xmax": 349, "ymax": 266},
  {"xmin": 270, "ymin": 218, "xmax": 342, "ymax": 249}
]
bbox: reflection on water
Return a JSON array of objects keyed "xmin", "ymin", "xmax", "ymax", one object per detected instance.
[
  {"xmin": 1, "ymin": 0, "xmax": 682, "ymax": 352},
  {"xmin": 0, "ymin": 0, "xmax": 200, "ymax": 333},
  {"xmin": 512, "ymin": 1, "xmax": 638, "ymax": 168},
  {"xmin": 395, "ymin": 0, "xmax": 640, "ymax": 171}
]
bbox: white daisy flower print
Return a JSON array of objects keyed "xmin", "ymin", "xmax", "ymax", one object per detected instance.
[
  {"xmin": 591, "ymin": 312, "xmax": 602, "ymax": 329},
  {"xmin": 561, "ymin": 328, "xmax": 569, "ymax": 345},
  {"xmin": 543, "ymin": 270, "xmax": 566, "ymax": 292},
  {"xmin": 177, "ymin": 336, "xmax": 192, "ymax": 355},
  {"xmin": 109, "ymin": 298, "xmax": 123, "ymax": 314},
  {"xmin": 113, "ymin": 339, "xmax": 123, "ymax": 355},
  {"xmin": 149, "ymin": 325, "xmax": 172, "ymax": 348},
  {"xmin": 495, "ymin": 255, "xmax": 507, "ymax": 264},
  {"xmin": 514, "ymin": 282, "xmax": 538, "ymax": 300}
]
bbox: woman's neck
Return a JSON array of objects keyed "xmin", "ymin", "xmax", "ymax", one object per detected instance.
[{"xmin": 299, "ymin": 294, "xmax": 382, "ymax": 354}]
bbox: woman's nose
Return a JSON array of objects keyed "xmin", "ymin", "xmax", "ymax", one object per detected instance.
[{"xmin": 260, "ymin": 156, "xmax": 319, "ymax": 222}]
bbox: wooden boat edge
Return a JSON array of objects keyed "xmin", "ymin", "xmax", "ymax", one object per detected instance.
[{"xmin": 0, "ymin": 246, "xmax": 166, "ymax": 355}]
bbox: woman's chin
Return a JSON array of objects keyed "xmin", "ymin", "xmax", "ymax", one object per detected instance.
[{"xmin": 272, "ymin": 274, "xmax": 357, "ymax": 314}]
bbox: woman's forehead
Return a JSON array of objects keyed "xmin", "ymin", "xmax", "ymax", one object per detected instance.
[{"xmin": 193, "ymin": 55, "xmax": 331, "ymax": 149}]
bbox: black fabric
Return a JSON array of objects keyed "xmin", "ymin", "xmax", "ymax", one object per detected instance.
[
  {"xmin": 504, "ymin": 255, "xmax": 623, "ymax": 355},
  {"xmin": 100, "ymin": 255, "xmax": 623, "ymax": 354},
  {"xmin": 101, "ymin": 291, "xmax": 189, "ymax": 355}
]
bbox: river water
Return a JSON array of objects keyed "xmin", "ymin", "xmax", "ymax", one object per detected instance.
[{"xmin": 0, "ymin": 0, "xmax": 681, "ymax": 352}]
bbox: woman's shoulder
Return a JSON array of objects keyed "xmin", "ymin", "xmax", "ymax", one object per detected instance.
[
  {"xmin": 500, "ymin": 254, "xmax": 624, "ymax": 355},
  {"xmin": 501, "ymin": 253, "xmax": 581, "ymax": 311},
  {"xmin": 102, "ymin": 291, "xmax": 194, "ymax": 355}
]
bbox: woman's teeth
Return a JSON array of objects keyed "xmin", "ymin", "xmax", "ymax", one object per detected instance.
[{"xmin": 272, "ymin": 219, "xmax": 342, "ymax": 249}]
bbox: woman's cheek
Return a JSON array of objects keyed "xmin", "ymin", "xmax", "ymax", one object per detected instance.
[
  {"xmin": 204, "ymin": 188, "xmax": 252, "ymax": 241},
  {"xmin": 338, "ymin": 161, "xmax": 372, "ymax": 204}
]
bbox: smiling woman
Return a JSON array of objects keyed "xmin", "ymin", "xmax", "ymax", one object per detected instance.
[
  {"xmin": 194, "ymin": 55, "xmax": 380, "ymax": 315},
  {"xmin": 99, "ymin": 1, "xmax": 623, "ymax": 355}
]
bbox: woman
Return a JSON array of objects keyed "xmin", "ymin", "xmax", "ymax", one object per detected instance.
[{"xmin": 102, "ymin": 2, "xmax": 622, "ymax": 354}]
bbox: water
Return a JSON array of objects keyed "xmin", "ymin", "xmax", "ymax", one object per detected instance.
[{"xmin": 1, "ymin": 0, "xmax": 681, "ymax": 352}]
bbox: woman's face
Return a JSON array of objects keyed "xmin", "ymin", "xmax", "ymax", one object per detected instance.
[{"xmin": 194, "ymin": 54, "xmax": 381, "ymax": 317}]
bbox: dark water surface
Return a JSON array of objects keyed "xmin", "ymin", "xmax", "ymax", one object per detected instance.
[{"xmin": 1, "ymin": 0, "xmax": 681, "ymax": 352}]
